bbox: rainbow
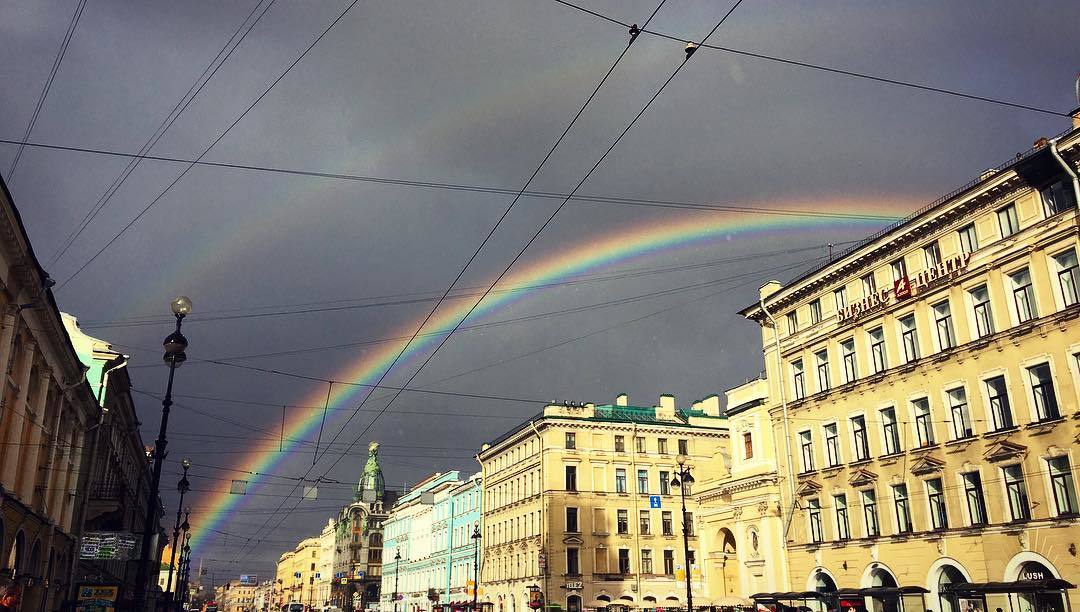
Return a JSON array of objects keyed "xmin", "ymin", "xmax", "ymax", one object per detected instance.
[{"xmin": 185, "ymin": 196, "xmax": 913, "ymax": 554}]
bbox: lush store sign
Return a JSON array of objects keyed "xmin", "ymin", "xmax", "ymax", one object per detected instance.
[{"xmin": 836, "ymin": 252, "xmax": 970, "ymax": 323}]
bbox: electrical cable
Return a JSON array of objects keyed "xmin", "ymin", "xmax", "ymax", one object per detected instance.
[
  {"xmin": 221, "ymin": 0, "xmax": 676, "ymax": 562},
  {"xmin": 46, "ymin": 0, "xmax": 277, "ymax": 268},
  {"xmin": 6, "ymin": 0, "xmax": 88, "ymax": 181},
  {"xmin": 81, "ymin": 241, "xmax": 857, "ymax": 331},
  {"xmin": 55, "ymin": 0, "xmax": 364, "ymax": 291},
  {"xmin": 550, "ymin": 0, "xmax": 1072, "ymax": 118},
  {"xmin": 0, "ymin": 137, "xmax": 902, "ymax": 232}
]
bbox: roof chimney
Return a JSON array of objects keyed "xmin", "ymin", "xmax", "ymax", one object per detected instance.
[
  {"xmin": 616, "ymin": 393, "xmax": 628, "ymax": 406},
  {"xmin": 699, "ymin": 394, "xmax": 722, "ymax": 416}
]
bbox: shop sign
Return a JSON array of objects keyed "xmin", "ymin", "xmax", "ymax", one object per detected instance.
[
  {"xmin": 564, "ymin": 582, "xmax": 583, "ymax": 590},
  {"xmin": 528, "ymin": 586, "xmax": 544, "ymax": 609},
  {"xmin": 77, "ymin": 585, "xmax": 119, "ymax": 612},
  {"xmin": 1023, "ymin": 570, "xmax": 1046, "ymax": 580},
  {"xmin": 836, "ymin": 252, "xmax": 970, "ymax": 324}
]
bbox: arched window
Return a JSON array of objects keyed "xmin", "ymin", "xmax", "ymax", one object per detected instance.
[{"xmin": 936, "ymin": 565, "xmax": 965, "ymax": 612}]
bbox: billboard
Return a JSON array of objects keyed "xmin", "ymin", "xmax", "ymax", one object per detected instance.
[
  {"xmin": 240, "ymin": 575, "xmax": 257, "ymax": 586},
  {"xmin": 80, "ymin": 533, "xmax": 138, "ymax": 560}
]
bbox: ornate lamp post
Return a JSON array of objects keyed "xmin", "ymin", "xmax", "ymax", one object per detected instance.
[
  {"xmin": 176, "ymin": 511, "xmax": 191, "ymax": 610},
  {"xmin": 134, "ymin": 296, "xmax": 192, "ymax": 609},
  {"xmin": 393, "ymin": 550, "xmax": 402, "ymax": 612},
  {"xmin": 471, "ymin": 527, "xmax": 481, "ymax": 612},
  {"xmin": 166, "ymin": 459, "xmax": 192, "ymax": 607},
  {"xmin": 670, "ymin": 455, "xmax": 695, "ymax": 612},
  {"xmin": 178, "ymin": 532, "xmax": 192, "ymax": 610}
]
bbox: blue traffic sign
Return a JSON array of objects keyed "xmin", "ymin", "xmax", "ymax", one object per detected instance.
[{"xmin": 649, "ymin": 495, "xmax": 662, "ymax": 508}]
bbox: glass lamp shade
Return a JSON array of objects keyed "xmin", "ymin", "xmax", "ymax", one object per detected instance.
[
  {"xmin": 181, "ymin": 458, "xmax": 192, "ymax": 469},
  {"xmin": 163, "ymin": 350, "xmax": 187, "ymax": 367},
  {"xmin": 180, "ymin": 519, "xmax": 190, "ymax": 532},
  {"xmin": 676, "ymin": 453, "xmax": 688, "ymax": 466},
  {"xmin": 683, "ymin": 471, "xmax": 695, "ymax": 484},
  {"xmin": 171, "ymin": 296, "xmax": 193, "ymax": 316},
  {"xmin": 163, "ymin": 330, "xmax": 188, "ymax": 354}
]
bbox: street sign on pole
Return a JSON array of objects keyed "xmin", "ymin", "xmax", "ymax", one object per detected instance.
[{"xmin": 649, "ymin": 496, "xmax": 661, "ymax": 508}]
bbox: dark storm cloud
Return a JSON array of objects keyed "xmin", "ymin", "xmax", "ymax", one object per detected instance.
[{"xmin": 1, "ymin": 0, "xmax": 1077, "ymax": 574}]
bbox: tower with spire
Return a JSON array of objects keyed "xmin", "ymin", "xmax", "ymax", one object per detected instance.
[{"xmin": 355, "ymin": 441, "xmax": 386, "ymax": 503}]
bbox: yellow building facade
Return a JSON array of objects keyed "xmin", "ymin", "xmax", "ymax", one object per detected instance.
[
  {"xmin": 478, "ymin": 395, "xmax": 729, "ymax": 612},
  {"xmin": 732, "ymin": 125, "xmax": 1080, "ymax": 612}
]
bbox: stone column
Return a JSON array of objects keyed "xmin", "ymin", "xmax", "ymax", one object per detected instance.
[
  {"xmin": 47, "ymin": 416, "xmax": 68, "ymax": 524},
  {"xmin": 1, "ymin": 340, "xmax": 35, "ymax": 487},
  {"xmin": 19, "ymin": 370, "xmax": 50, "ymax": 501}
]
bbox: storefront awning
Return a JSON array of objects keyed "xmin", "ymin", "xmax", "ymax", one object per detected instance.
[{"xmin": 943, "ymin": 580, "xmax": 1076, "ymax": 595}]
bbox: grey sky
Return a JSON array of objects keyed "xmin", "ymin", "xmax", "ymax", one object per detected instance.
[{"xmin": 1, "ymin": 0, "xmax": 1077, "ymax": 577}]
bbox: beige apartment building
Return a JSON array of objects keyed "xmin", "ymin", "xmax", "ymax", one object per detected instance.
[
  {"xmin": 477, "ymin": 395, "xmax": 729, "ymax": 612},
  {"xmin": 277, "ymin": 536, "xmax": 322, "ymax": 607},
  {"xmin": 731, "ymin": 119, "xmax": 1080, "ymax": 612}
]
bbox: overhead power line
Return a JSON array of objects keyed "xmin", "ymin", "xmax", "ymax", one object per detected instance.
[
  {"xmin": 224, "ymin": 0, "xmax": 676, "ymax": 563},
  {"xmin": 55, "ymin": 0, "xmax": 364, "ymax": 291},
  {"xmin": 46, "ymin": 0, "xmax": 277, "ymax": 268},
  {"xmin": 90, "ymin": 241, "xmax": 851, "ymax": 331},
  {"xmin": 551, "ymin": 0, "xmax": 1072, "ymax": 118},
  {"xmin": 6, "ymin": 0, "xmax": 88, "ymax": 181},
  {"xmin": 0, "ymin": 138, "xmax": 901, "ymax": 227}
]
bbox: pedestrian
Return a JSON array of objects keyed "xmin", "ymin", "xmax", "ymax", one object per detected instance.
[{"xmin": 0, "ymin": 577, "xmax": 23, "ymax": 612}]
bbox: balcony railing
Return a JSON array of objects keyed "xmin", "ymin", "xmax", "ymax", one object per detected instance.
[{"xmin": 89, "ymin": 482, "xmax": 126, "ymax": 501}]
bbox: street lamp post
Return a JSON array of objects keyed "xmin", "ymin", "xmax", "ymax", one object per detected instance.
[
  {"xmin": 670, "ymin": 454, "xmax": 695, "ymax": 612},
  {"xmin": 166, "ymin": 459, "xmax": 192, "ymax": 608},
  {"xmin": 393, "ymin": 550, "xmax": 402, "ymax": 612},
  {"xmin": 134, "ymin": 296, "xmax": 192, "ymax": 609},
  {"xmin": 178, "ymin": 532, "xmax": 192, "ymax": 610},
  {"xmin": 470, "ymin": 527, "xmax": 481, "ymax": 612}
]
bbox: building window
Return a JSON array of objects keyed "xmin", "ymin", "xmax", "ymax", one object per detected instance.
[
  {"xmin": 932, "ymin": 300, "xmax": 956, "ymax": 350},
  {"xmin": 891, "ymin": 258, "xmax": 908, "ymax": 282},
  {"xmin": 958, "ymin": 223, "xmax": 978, "ymax": 254},
  {"xmin": 985, "ymin": 375, "xmax": 1014, "ymax": 431},
  {"xmin": 841, "ymin": 338, "xmax": 857, "ymax": 383},
  {"xmin": 927, "ymin": 478, "xmax": 948, "ymax": 530},
  {"xmin": 566, "ymin": 507, "xmax": 579, "ymax": 533},
  {"xmin": 1053, "ymin": 249, "xmax": 1079, "ymax": 307},
  {"xmin": 635, "ymin": 437, "xmax": 646, "ymax": 453},
  {"xmin": 1028, "ymin": 363, "xmax": 1059, "ymax": 422},
  {"xmin": 640, "ymin": 549, "xmax": 653, "ymax": 574},
  {"xmin": 970, "ymin": 284, "xmax": 994, "ymax": 338},
  {"xmin": 1003, "ymin": 465, "xmax": 1030, "ymax": 522},
  {"xmin": 834, "ymin": 494, "xmax": 850, "ymax": 540},
  {"xmin": 792, "ymin": 359, "xmax": 806, "ymax": 400},
  {"xmin": 1010, "ymin": 267, "xmax": 1037, "ymax": 323},
  {"xmin": 615, "ymin": 469, "xmax": 627, "ymax": 493},
  {"xmin": 657, "ymin": 438, "xmax": 668, "ymax": 454},
  {"xmin": 963, "ymin": 472, "xmax": 988, "ymax": 526},
  {"xmin": 661, "ymin": 511, "xmax": 673, "ymax": 535},
  {"xmin": 566, "ymin": 548, "xmax": 580, "ymax": 575},
  {"xmin": 639, "ymin": 510, "xmax": 651, "ymax": 535},
  {"xmin": 881, "ymin": 407, "xmax": 901, "ymax": 455},
  {"xmin": 810, "ymin": 299, "xmax": 822, "ymax": 324},
  {"xmin": 807, "ymin": 499, "xmax": 823, "ymax": 543},
  {"xmin": 565, "ymin": 432, "xmax": 576, "ymax": 449},
  {"xmin": 893, "ymin": 484, "xmax": 912, "ymax": 533},
  {"xmin": 899, "ymin": 314, "xmax": 919, "ymax": 363},
  {"xmin": 824, "ymin": 424, "xmax": 841, "ymax": 467},
  {"xmin": 1041, "ymin": 178, "xmax": 1078, "ymax": 216},
  {"xmin": 913, "ymin": 398, "xmax": 935, "ymax": 447},
  {"xmin": 787, "ymin": 312, "xmax": 798, "ymax": 334},
  {"xmin": 663, "ymin": 550, "xmax": 674, "ymax": 575},
  {"xmin": 614, "ymin": 435, "xmax": 625, "ymax": 453},
  {"xmin": 869, "ymin": 326, "xmax": 887, "ymax": 373},
  {"xmin": 678, "ymin": 439, "xmax": 688, "ymax": 455},
  {"xmin": 862, "ymin": 272, "xmax": 877, "ymax": 296},
  {"xmin": 743, "ymin": 432, "xmax": 753, "ymax": 459},
  {"xmin": 851, "ymin": 415, "xmax": 870, "ymax": 461},
  {"xmin": 617, "ymin": 509, "xmax": 629, "ymax": 534},
  {"xmin": 659, "ymin": 471, "xmax": 670, "ymax": 495},
  {"xmin": 862, "ymin": 489, "xmax": 880, "ymax": 537},
  {"xmin": 947, "ymin": 387, "xmax": 973, "ymax": 439},
  {"xmin": 565, "ymin": 466, "xmax": 577, "ymax": 491},
  {"xmin": 834, "ymin": 286, "xmax": 847, "ymax": 312},
  {"xmin": 799, "ymin": 431, "xmax": 815, "ymax": 473},
  {"xmin": 924, "ymin": 242, "xmax": 942, "ymax": 268},
  {"xmin": 617, "ymin": 549, "xmax": 630, "ymax": 574},
  {"xmin": 997, "ymin": 203, "xmax": 1020, "ymax": 237},
  {"xmin": 637, "ymin": 469, "xmax": 648, "ymax": 493},
  {"xmin": 1048, "ymin": 456, "xmax": 1079, "ymax": 516},
  {"xmin": 815, "ymin": 349, "xmax": 831, "ymax": 392}
]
